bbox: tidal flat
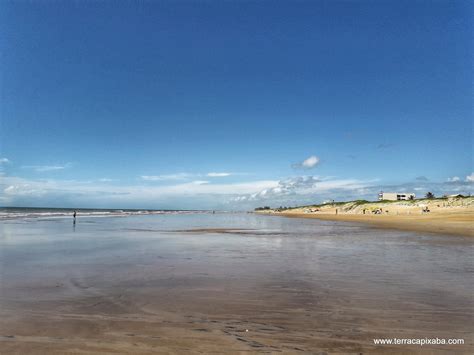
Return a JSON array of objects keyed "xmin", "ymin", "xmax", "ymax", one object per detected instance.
[{"xmin": 0, "ymin": 213, "xmax": 472, "ymax": 353}]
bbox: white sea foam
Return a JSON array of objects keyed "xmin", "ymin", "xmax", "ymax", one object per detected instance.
[{"xmin": 0, "ymin": 209, "xmax": 210, "ymax": 220}]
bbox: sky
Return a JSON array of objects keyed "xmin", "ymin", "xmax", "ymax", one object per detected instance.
[{"xmin": 0, "ymin": 0, "xmax": 472, "ymax": 210}]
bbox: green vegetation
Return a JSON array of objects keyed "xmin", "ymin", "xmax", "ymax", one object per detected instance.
[
  {"xmin": 351, "ymin": 200, "xmax": 371, "ymax": 206},
  {"xmin": 254, "ymin": 195, "xmax": 471, "ymax": 212}
]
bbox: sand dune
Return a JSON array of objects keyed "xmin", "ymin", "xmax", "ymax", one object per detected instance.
[{"xmin": 257, "ymin": 197, "xmax": 474, "ymax": 237}]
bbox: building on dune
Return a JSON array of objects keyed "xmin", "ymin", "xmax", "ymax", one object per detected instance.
[{"xmin": 378, "ymin": 192, "xmax": 415, "ymax": 201}]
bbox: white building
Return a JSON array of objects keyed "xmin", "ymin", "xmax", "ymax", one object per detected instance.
[{"xmin": 378, "ymin": 192, "xmax": 415, "ymax": 201}]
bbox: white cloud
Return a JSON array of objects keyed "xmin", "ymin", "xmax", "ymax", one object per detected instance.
[
  {"xmin": 447, "ymin": 176, "xmax": 460, "ymax": 182},
  {"xmin": 231, "ymin": 175, "xmax": 474, "ymax": 207},
  {"xmin": 4, "ymin": 184, "xmax": 47, "ymax": 197},
  {"xmin": 0, "ymin": 158, "xmax": 9, "ymax": 164},
  {"xmin": 149, "ymin": 180, "xmax": 278, "ymax": 195},
  {"xmin": 293, "ymin": 155, "xmax": 320, "ymax": 169},
  {"xmin": 140, "ymin": 173, "xmax": 192, "ymax": 181},
  {"xmin": 0, "ymin": 175, "xmax": 278, "ymax": 208},
  {"xmin": 235, "ymin": 176, "xmax": 373, "ymax": 203},
  {"xmin": 142, "ymin": 172, "xmax": 238, "ymax": 180},
  {"xmin": 191, "ymin": 180, "xmax": 210, "ymax": 185},
  {"xmin": 2, "ymin": 171, "xmax": 472, "ymax": 210},
  {"xmin": 302, "ymin": 156, "xmax": 320, "ymax": 168},
  {"xmin": 23, "ymin": 163, "xmax": 72, "ymax": 172},
  {"xmin": 99, "ymin": 178, "xmax": 114, "ymax": 182},
  {"xmin": 207, "ymin": 172, "xmax": 231, "ymax": 177}
]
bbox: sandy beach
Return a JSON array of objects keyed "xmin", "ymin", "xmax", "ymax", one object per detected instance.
[
  {"xmin": 266, "ymin": 211, "xmax": 474, "ymax": 237},
  {"xmin": 1, "ymin": 213, "xmax": 473, "ymax": 353},
  {"xmin": 257, "ymin": 197, "xmax": 474, "ymax": 237}
]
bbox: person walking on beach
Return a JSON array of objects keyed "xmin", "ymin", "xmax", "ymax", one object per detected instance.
[{"xmin": 73, "ymin": 210, "xmax": 77, "ymax": 223}]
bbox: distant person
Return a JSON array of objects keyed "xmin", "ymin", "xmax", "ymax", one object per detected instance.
[{"xmin": 73, "ymin": 210, "xmax": 77, "ymax": 223}]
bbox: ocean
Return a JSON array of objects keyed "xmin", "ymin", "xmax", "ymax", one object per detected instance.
[{"xmin": 0, "ymin": 206, "xmax": 211, "ymax": 220}]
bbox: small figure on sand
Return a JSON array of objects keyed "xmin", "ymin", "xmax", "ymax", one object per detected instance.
[
  {"xmin": 372, "ymin": 208, "xmax": 383, "ymax": 214},
  {"xmin": 73, "ymin": 210, "xmax": 77, "ymax": 223}
]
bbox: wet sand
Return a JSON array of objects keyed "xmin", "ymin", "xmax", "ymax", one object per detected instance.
[
  {"xmin": 262, "ymin": 211, "xmax": 474, "ymax": 237},
  {"xmin": 1, "ymin": 213, "xmax": 473, "ymax": 353}
]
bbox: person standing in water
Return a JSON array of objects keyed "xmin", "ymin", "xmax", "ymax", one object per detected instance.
[{"xmin": 73, "ymin": 210, "xmax": 77, "ymax": 223}]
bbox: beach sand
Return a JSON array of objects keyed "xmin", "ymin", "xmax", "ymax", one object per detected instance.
[
  {"xmin": 269, "ymin": 210, "xmax": 474, "ymax": 237},
  {"xmin": 1, "ymin": 213, "xmax": 472, "ymax": 353}
]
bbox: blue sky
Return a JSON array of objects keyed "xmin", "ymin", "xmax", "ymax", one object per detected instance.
[{"xmin": 0, "ymin": 0, "xmax": 472, "ymax": 209}]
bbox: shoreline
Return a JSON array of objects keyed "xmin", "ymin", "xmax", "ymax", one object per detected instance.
[{"xmin": 257, "ymin": 211, "xmax": 474, "ymax": 237}]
